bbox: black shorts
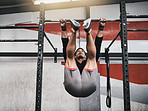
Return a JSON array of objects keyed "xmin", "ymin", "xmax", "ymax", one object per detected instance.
[{"xmin": 63, "ymin": 66, "xmax": 98, "ymax": 97}]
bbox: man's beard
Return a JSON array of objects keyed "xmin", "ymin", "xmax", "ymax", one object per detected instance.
[{"xmin": 77, "ymin": 55, "xmax": 84, "ymax": 59}]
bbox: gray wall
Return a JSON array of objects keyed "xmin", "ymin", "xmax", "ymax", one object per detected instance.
[{"xmin": 0, "ymin": 58, "xmax": 79, "ymax": 111}]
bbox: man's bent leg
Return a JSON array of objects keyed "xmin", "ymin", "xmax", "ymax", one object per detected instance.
[
  {"xmin": 64, "ymin": 19, "xmax": 82, "ymax": 97},
  {"xmin": 80, "ymin": 18, "xmax": 98, "ymax": 97},
  {"xmin": 65, "ymin": 19, "xmax": 80, "ymax": 68},
  {"xmin": 64, "ymin": 67, "xmax": 82, "ymax": 97},
  {"xmin": 81, "ymin": 68, "xmax": 98, "ymax": 97},
  {"xmin": 85, "ymin": 33, "xmax": 97, "ymax": 69},
  {"xmin": 83, "ymin": 18, "xmax": 97, "ymax": 69}
]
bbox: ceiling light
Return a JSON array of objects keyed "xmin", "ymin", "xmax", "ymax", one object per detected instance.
[{"xmin": 32, "ymin": 0, "xmax": 80, "ymax": 5}]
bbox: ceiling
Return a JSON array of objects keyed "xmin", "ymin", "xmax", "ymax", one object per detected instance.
[{"xmin": 0, "ymin": 0, "xmax": 147, "ymax": 15}]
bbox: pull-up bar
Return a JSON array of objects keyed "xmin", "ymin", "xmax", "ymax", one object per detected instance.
[
  {"xmin": 0, "ymin": 26, "xmax": 39, "ymax": 29},
  {"xmin": 0, "ymin": 39, "xmax": 38, "ymax": 42},
  {"xmin": 44, "ymin": 19, "xmax": 121, "ymax": 23},
  {"xmin": 0, "ymin": 52, "xmax": 147, "ymax": 58},
  {"xmin": 127, "ymin": 29, "xmax": 148, "ymax": 31},
  {"xmin": 127, "ymin": 15, "xmax": 148, "ymax": 18}
]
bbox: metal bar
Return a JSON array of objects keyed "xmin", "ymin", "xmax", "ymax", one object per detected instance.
[
  {"xmin": 0, "ymin": 39, "xmax": 38, "ymax": 42},
  {"xmin": 35, "ymin": 3, "xmax": 45, "ymax": 111},
  {"xmin": 0, "ymin": 26, "xmax": 38, "ymax": 29},
  {"xmin": 44, "ymin": 33, "xmax": 57, "ymax": 63},
  {"xmin": 127, "ymin": 29, "xmax": 148, "ymax": 31},
  {"xmin": 120, "ymin": 2, "xmax": 131, "ymax": 111},
  {"xmin": 127, "ymin": 15, "xmax": 148, "ymax": 18},
  {"xmin": 54, "ymin": 48, "xmax": 57, "ymax": 63},
  {"xmin": 44, "ymin": 19, "xmax": 120, "ymax": 23},
  {"xmin": 100, "ymin": 53, "xmax": 148, "ymax": 57},
  {"xmin": 107, "ymin": 31, "xmax": 121, "ymax": 49},
  {"xmin": 101, "ymin": 58, "xmax": 148, "ymax": 61},
  {"xmin": 44, "ymin": 33, "xmax": 56, "ymax": 51},
  {"xmin": 0, "ymin": 52, "xmax": 147, "ymax": 57},
  {"xmin": 0, "ymin": 52, "xmax": 63, "ymax": 57}
]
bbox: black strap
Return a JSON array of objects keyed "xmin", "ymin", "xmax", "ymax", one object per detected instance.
[
  {"xmin": 60, "ymin": 21, "xmax": 66, "ymax": 31},
  {"xmin": 105, "ymin": 48, "xmax": 111, "ymax": 108},
  {"xmin": 99, "ymin": 21, "xmax": 106, "ymax": 31}
]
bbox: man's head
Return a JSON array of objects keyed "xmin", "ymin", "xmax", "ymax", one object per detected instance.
[{"xmin": 75, "ymin": 48, "xmax": 86, "ymax": 60}]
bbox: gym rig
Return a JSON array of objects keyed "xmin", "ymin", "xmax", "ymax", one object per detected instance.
[{"xmin": 0, "ymin": 1, "xmax": 148, "ymax": 111}]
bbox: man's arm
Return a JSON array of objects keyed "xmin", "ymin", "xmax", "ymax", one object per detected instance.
[
  {"xmin": 95, "ymin": 18, "xmax": 106, "ymax": 62},
  {"xmin": 60, "ymin": 18, "xmax": 69, "ymax": 62}
]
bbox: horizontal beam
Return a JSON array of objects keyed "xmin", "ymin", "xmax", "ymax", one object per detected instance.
[
  {"xmin": 127, "ymin": 29, "xmax": 148, "ymax": 31},
  {"xmin": 0, "ymin": 52, "xmax": 60, "ymax": 57},
  {"xmin": 0, "ymin": 26, "xmax": 39, "ymax": 29},
  {"xmin": 0, "ymin": 52, "xmax": 147, "ymax": 57},
  {"xmin": 0, "ymin": 52, "xmax": 62, "ymax": 57},
  {"xmin": 103, "ymin": 53, "xmax": 148, "ymax": 57},
  {"xmin": 101, "ymin": 58, "xmax": 148, "ymax": 61},
  {"xmin": 0, "ymin": 39, "xmax": 38, "ymax": 42},
  {"xmin": 45, "ymin": 19, "xmax": 120, "ymax": 23},
  {"xmin": 127, "ymin": 15, "xmax": 148, "ymax": 18}
]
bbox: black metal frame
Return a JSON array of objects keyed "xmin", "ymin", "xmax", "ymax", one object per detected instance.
[
  {"xmin": 0, "ymin": 39, "xmax": 38, "ymax": 42},
  {"xmin": 45, "ymin": 19, "xmax": 121, "ymax": 23},
  {"xmin": 127, "ymin": 15, "xmax": 148, "ymax": 18},
  {"xmin": 0, "ymin": 26, "xmax": 39, "ymax": 29},
  {"xmin": 44, "ymin": 33, "xmax": 57, "ymax": 63},
  {"xmin": 0, "ymin": 52, "xmax": 148, "ymax": 58},
  {"xmin": 128, "ymin": 29, "xmax": 148, "ymax": 31},
  {"xmin": 0, "ymin": 1, "xmax": 148, "ymax": 111},
  {"xmin": 120, "ymin": 2, "xmax": 131, "ymax": 111},
  {"xmin": 35, "ymin": 3, "xmax": 45, "ymax": 111},
  {"xmin": 105, "ymin": 1, "xmax": 148, "ymax": 111}
]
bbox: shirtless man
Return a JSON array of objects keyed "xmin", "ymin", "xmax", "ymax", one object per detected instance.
[{"xmin": 60, "ymin": 18, "xmax": 106, "ymax": 97}]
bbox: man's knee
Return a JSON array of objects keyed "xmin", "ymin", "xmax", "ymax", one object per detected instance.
[
  {"xmin": 81, "ymin": 84, "xmax": 97, "ymax": 97},
  {"xmin": 88, "ymin": 54, "xmax": 96, "ymax": 60},
  {"xmin": 64, "ymin": 80, "xmax": 96, "ymax": 97},
  {"xmin": 64, "ymin": 82, "xmax": 82, "ymax": 97},
  {"xmin": 66, "ymin": 50, "xmax": 75, "ymax": 59}
]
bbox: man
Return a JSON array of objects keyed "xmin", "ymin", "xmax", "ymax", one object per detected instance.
[{"xmin": 60, "ymin": 18, "xmax": 106, "ymax": 97}]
